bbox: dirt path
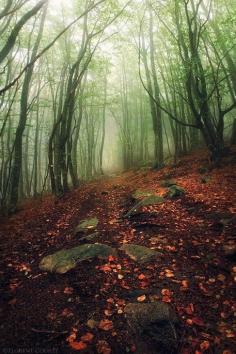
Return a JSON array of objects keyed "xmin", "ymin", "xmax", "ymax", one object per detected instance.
[{"xmin": 0, "ymin": 152, "xmax": 236, "ymax": 354}]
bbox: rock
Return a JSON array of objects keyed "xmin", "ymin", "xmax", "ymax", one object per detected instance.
[
  {"xmin": 125, "ymin": 195, "xmax": 164, "ymax": 218},
  {"xmin": 120, "ymin": 244, "xmax": 161, "ymax": 263},
  {"xmin": 132, "ymin": 189, "xmax": 153, "ymax": 200},
  {"xmin": 124, "ymin": 302, "xmax": 178, "ymax": 353},
  {"xmin": 39, "ymin": 243, "xmax": 116, "ymax": 274},
  {"xmin": 79, "ymin": 232, "xmax": 99, "ymax": 242},
  {"xmin": 74, "ymin": 217, "xmax": 98, "ymax": 234},
  {"xmin": 160, "ymin": 179, "xmax": 176, "ymax": 188},
  {"xmin": 165, "ymin": 185, "xmax": 185, "ymax": 199}
]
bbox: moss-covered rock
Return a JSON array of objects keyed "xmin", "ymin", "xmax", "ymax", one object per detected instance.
[
  {"xmin": 124, "ymin": 302, "xmax": 178, "ymax": 353},
  {"xmin": 74, "ymin": 217, "xmax": 98, "ymax": 234},
  {"xmin": 39, "ymin": 243, "xmax": 116, "ymax": 274},
  {"xmin": 125, "ymin": 195, "xmax": 164, "ymax": 218},
  {"xmin": 132, "ymin": 189, "xmax": 153, "ymax": 200},
  {"xmin": 120, "ymin": 244, "xmax": 161, "ymax": 263},
  {"xmin": 165, "ymin": 185, "xmax": 185, "ymax": 199}
]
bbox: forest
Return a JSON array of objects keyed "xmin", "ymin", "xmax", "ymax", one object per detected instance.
[{"xmin": 0, "ymin": 0, "xmax": 236, "ymax": 353}]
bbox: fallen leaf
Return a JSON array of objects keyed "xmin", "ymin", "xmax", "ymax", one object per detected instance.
[
  {"xmin": 137, "ymin": 295, "xmax": 146, "ymax": 302},
  {"xmin": 138, "ymin": 274, "xmax": 146, "ymax": 280},
  {"xmin": 87, "ymin": 319, "xmax": 98, "ymax": 329},
  {"xmin": 162, "ymin": 296, "xmax": 171, "ymax": 303},
  {"xmin": 108, "ymin": 255, "xmax": 115, "ymax": 262},
  {"xmin": 61, "ymin": 308, "xmax": 74, "ymax": 318},
  {"xmin": 100, "ymin": 265, "xmax": 112, "ymax": 272},
  {"xmin": 64, "ymin": 287, "xmax": 73, "ymax": 295},
  {"xmin": 217, "ymin": 274, "xmax": 226, "ymax": 282},
  {"xmin": 185, "ymin": 303, "xmax": 194, "ymax": 315},
  {"xmin": 161, "ymin": 289, "xmax": 171, "ymax": 296},
  {"xmin": 67, "ymin": 333, "xmax": 77, "ymax": 343},
  {"xmin": 192, "ymin": 317, "xmax": 205, "ymax": 326},
  {"xmin": 96, "ymin": 340, "xmax": 112, "ymax": 354},
  {"xmin": 99, "ymin": 319, "xmax": 113, "ymax": 331},
  {"xmin": 69, "ymin": 341, "xmax": 87, "ymax": 351},
  {"xmin": 181, "ymin": 280, "xmax": 189, "ymax": 288},
  {"xmin": 81, "ymin": 332, "xmax": 94, "ymax": 343},
  {"xmin": 165, "ymin": 269, "xmax": 174, "ymax": 278},
  {"xmin": 200, "ymin": 341, "xmax": 210, "ymax": 351}
]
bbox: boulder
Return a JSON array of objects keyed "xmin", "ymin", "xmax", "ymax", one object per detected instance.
[
  {"xmin": 125, "ymin": 302, "xmax": 178, "ymax": 353},
  {"xmin": 125, "ymin": 195, "xmax": 164, "ymax": 218},
  {"xmin": 39, "ymin": 243, "xmax": 116, "ymax": 274},
  {"xmin": 79, "ymin": 232, "xmax": 99, "ymax": 242},
  {"xmin": 165, "ymin": 185, "xmax": 185, "ymax": 199},
  {"xmin": 120, "ymin": 244, "xmax": 161, "ymax": 263},
  {"xmin": 132, "ymin": 189, "xmax": 153, "ymax": 200},
  {"xmin": 74, "ymin": 217, "xmax": 98, "ymax": 234}
]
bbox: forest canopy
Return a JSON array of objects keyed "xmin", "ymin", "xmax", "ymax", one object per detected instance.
[{"xmin": 0, "ymin": 0, "xmax": 236, "ymax": 214}]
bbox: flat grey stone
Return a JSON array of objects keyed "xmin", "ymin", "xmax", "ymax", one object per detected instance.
[
  {"xmin": 120, "ymin": 244, "xmax": 161, "ymax": 263},
  {"xmin": 132, "ymin": 189, "xmax": 153, "ymax": 200},
  {"xmin": 125, "ymin": 195, "xmax": 164, "ymax": 218},
  {"xmin": 39, "ymin": 243, "xmax": 116, "ymax": 274},
  {"xmin": 125, "ymin": 302, "xmax": 178, "ymax": 353},
  {"xmin": 165, "ymin": 185, "xmax": 185, "ymax": 198},
  {"xmin": 74, "ymin": 217, "xmax": 98, "ymax": 234}
]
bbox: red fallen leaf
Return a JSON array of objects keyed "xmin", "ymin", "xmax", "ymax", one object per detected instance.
[
  {"xmin": 61, "ymin": 308, "xmax": 74, "ymax": 318},
  {"xmin": 96, "ymin": 340, "xmax": 112, "ymax": 354},
  {"xmin": 108, "ymin": 255, "xmax": 115, "ymax": 262},
  {"xmin": 138, "ymin": 274, "xmax": 146, "ymax": 280},
  {"xmin": 200, "ymin": 341, "xmax": 210, "ymax": 351},
  {"xmin": 100, "ymin": 265, "xmax": 112, "ymax": 272},
  {"xmin": 185, "ymin": 303, "xmax": 194, "ymax": 315},
  {"xmin": 165, "ymin": 245, "xmax": 177, "ymax": 252},
  {"xmin": 181, "ymin": 280, "xmax": 189, "ymax": 289},
  {"xmin": 161, "ymin": 289, "xmax": 172, "ymax": 296},
  {"xmin": 195, "ymin": 351, "xmax": 203, "ymax": 354},
  {"xmin": 64, "ymin": 287, "xmax": 73, "ymax": 295},
  {"xmin": 70, "ymin": 341, "xmax": 87, "ymax": 351},
  {"xmin": 67, "ymin": 332, "xmax": 77, "ymax": 343},
  {"xmin": 130, "ymin": 344, "xmax": 136, "ymax": 352},
  {"xmin": 165, "ymin": 269, "xmax": 174, "ymax": 278},
  {"xmin": 199, "ymin": 283, "xmax": 208, "ymax": 294},
  {"xmin": 162, "ymin": 296, "xmax": 171, "ymax": 303},
  {"xmin": 137, "ymin": 295, "xmax": 146, "ymax": 302},
  {"xmin": 192, "ymin": 317, "xmax": 205, "ymax": 326},
  {"xmin": 80, "ymin": 332, "xmax": 94, "ymax": 343},
  {"xmin": 107, "ymin": 298, "xmax": 114, "ymax": 304},
  {"xmin": 99, "ymin": 319, "xmax": 113, "ymax": 331}
]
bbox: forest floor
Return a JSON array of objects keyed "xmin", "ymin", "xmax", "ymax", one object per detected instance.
[{"xmin": 0, "ymin": 150, "xmax": 236, "ymax": 354}]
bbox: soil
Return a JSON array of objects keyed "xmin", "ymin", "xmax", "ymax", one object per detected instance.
[{"xmin": 0, "ymin": 150, "xmax": 236, "ymax": 354}]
